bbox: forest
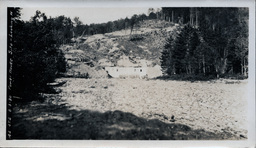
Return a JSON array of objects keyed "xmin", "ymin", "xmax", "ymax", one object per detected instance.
[{"xmin": 160, "ymin": 8, "xmax": 248, "ymax": 79}]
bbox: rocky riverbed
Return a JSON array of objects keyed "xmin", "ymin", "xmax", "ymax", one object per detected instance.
[{"xmin": 12, "ymin": 78, "xmax": 248, "ymax": 140}]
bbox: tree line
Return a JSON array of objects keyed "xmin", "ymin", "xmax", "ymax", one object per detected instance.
[
  {"xmin": 73, "ymin": 8, "xmax": 159, "ymax": 37},
  {"xmin": 160, "ymin": 8, "xmax": 249, "ymax": 79}
]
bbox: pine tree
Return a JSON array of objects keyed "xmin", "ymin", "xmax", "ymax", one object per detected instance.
[
  {"xmin": 160, "ymin": 36, "xmax": 175, "ymax": 75},
  {"xmin": 10, "ymin": 9, "xmax": 67, "ymax": 99},
  {"xmin": 173, "ymin": 25, "xmax": 194, "ymax": 74}
]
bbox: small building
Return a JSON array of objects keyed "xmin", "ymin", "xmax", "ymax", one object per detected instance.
[
  {"xmin": 105, "ymin": 66, "xmax": 147, "ymax": 78},
  {"xmin": 104, "ymin": 55, "xmax": 162, "ymax": 79}
]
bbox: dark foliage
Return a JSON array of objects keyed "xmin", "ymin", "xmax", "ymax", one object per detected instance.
[
  {"xmin": 73, "ymin": 10, "xmax": 159, "ymax": 37},
  {"xmin": 9, "ymin": 8, "xmax": 67, "ymax": 100},
  {"xmin": 160, "ymin": 8, "xmax": 249, "ymax": 79}
]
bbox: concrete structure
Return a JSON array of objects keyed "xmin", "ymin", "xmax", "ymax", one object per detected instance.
[
  {"xmin": 104, "ymin": 55, "xmax": 162, "ymax": 79},
  {"xmin": 105, "ymin": 66, "xmax": 147, "ymax": 78}
]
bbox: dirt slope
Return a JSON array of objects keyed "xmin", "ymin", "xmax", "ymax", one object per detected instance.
[{"xmin": 61, "ymin": 20, "xmax": 182, "ymax": 78}]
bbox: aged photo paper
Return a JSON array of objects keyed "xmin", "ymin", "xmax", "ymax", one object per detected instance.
[{"xmin": 0, "ymin": 0, "xmax": 255, "ymax": 147}]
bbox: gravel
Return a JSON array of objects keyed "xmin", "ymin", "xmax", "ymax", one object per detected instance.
[
  {"xmin": 58, "ymin": 78, "xmax": 247, "ymax": 137},
  {"xmin": 12, "ymin": 78, "xmax": 248, "ymax": 140}
]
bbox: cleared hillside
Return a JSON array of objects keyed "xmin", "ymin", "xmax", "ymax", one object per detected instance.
[{"xmin": 60, "ymin": 20, "xmax": 183, "ymax": 78}]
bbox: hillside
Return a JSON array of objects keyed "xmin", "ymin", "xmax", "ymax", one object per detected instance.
[{"xmin": 60, "ymin": 20, "xmax": 183, "ymax": 78}]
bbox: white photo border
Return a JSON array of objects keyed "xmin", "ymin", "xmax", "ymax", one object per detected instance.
[{"xmin": 0, "ymin": 0, "xmax": 255, "ymax": 147}]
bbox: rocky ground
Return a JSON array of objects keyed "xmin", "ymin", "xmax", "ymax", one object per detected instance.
[{"xmin": 12, "ymin": 78, "xmax": 248, "ymax": 140}]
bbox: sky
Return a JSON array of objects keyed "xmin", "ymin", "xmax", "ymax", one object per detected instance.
[{"xmin": 20, "ymin": 8, "xmax": 151, "ymax": 25}]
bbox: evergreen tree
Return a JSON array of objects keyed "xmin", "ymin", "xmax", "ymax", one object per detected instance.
[
  {"xmin": 9, "ymin": 8, "xmax": 67, "ymax": 99},
  {"xmin": 160, "ymin": 36, "xmax": 175, "ymax": 75},
  {"xmin": 173, "ymin": 25, "xmax": 194, "ymax": 74}
]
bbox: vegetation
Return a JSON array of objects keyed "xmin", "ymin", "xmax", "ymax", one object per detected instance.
[
  {"xmin": 8, "ymin": 8, "xmax": 67, "ymax": 100},
  {"xmin": 160, "ymin": 8, "xmax": 248, "ymax": 79},
  {"xmin": 72, "ymin": 8, "xmax": 161, "ymax": 37}
]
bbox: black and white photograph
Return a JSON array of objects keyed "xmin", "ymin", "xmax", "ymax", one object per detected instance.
[{"xmin": 0, "ymin": 0, "xmax": 255, "ymax": 147}]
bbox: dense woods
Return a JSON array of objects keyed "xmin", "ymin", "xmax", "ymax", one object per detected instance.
[{"xmin": 160, "ymin": 7, "xmax": 249, "ymax": 79}]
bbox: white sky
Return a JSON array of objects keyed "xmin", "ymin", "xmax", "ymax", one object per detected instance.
[{"xmin": 20, "ymin": 8, "xmax": 151, "ymax": 25}]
